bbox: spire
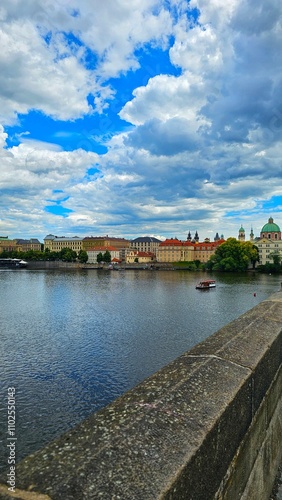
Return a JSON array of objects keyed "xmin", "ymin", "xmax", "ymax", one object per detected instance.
[
  {"xmin": 194, "ymin": 231, "xmax": 199, "ymax": 242},
  {"xmin": 187, "ymin": 231, "xmax": 192, "ymax": 241}
]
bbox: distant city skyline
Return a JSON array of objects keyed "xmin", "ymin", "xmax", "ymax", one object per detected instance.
[
  {"xmin": 1, "ymin": 215, "xmax": 278, "ymax": 244},
  {"xmin": 0, "ymin": 1, "xmax": 282, "ymax": 240}
]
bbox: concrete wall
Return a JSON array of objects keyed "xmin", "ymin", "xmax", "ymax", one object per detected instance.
[{"xmin": 0, "ymin": 293, "xmax": 282, "ymax": 500}]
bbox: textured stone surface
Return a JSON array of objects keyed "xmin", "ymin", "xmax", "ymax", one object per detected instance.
[{"xmin": 0, "ymin": 292, "xmax": 281, "ymax": 499}]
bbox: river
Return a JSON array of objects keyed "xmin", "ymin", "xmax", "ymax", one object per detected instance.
[{"xmin": 0, "ymin": 268, "xmax": 281, "ymax": 468}]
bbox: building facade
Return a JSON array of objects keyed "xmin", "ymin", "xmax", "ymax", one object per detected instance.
[
  {"xmin": 125, "ymin": 250, "xmax": 155, "ymax": 264},
  {"xmin": 0, "ymin": 236, "xmax": 17, "ymax": 252},
  {"xmin": 0, "ymin": 236, "xmax": 42, "ymax": 253},
  {"xmin": 86, "ymin": 246, "xmax": 121, "ymax": 263},
  {"xmin": 15, "ymin": 239, "xmax": 41, "ymax": 252},
  {"xmin": 256, "ymin": 217, "xmax": 282, "ymax": 265},
  {"xmin": 130, "ymin": 237, "xmax": 161, "ymax": 254},
  {"xmin": 193, "ymin": 240, "xmax": 225, "ymax": 263},
  {"xmin": 156, "ymin": 237, "xmax": 224, "ymax": 263},
  {"xmin": 44, "ymin": 235, "xmax": 83, "ymax": 253},
  {"xmin": 82, "ymin": 237, "xmax": 131, "ymax": 251}
]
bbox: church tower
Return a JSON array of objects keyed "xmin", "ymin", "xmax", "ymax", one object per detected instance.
[
  {"xmin": 194, "ymin": 231, "xmax": 199, "ymax": 243},
  {"xmin": 238, "ymin": 225, "xmax": 245, "ymax": 242},
  {"xmin": 250, "ymin": 227, "xmax": 254, "ymax": 241}
]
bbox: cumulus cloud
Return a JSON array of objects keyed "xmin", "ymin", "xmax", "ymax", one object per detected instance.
[
  {"xmin": 0, "ymin": 0, "xmax": 173, "ymax": 124},
  {"xmin": 125, "ymin": 117, "xmax": 199, "ymax": 155},
  {"xmin": 1, "ymin": 0, "xmax": 282, "ymax": 239}
]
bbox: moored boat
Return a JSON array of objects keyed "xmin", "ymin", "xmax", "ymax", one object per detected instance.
[
  {"xmin": 0, "ymin": 258, "xmax": 28, "ymax": 268},
  {"xmin": 195, "ymin": 279, "xmax": 216, "ymax": 290}
]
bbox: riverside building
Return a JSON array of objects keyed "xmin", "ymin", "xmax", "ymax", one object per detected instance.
[
  {"xmin": 130, "ymin": 237, "xmax": 161, "ymax": 254},
  {"xmin": 0, "ymin": 236, "xmax": 41, "ymax": 252},
  {"xmin": 156, "ymin": 234, "xmax": 225, "ymax": 263},
  {"xmin": 256, "ymin": 217, "xmax": 282, "ymax": 265},
  {"xmin": 238, "ymin": 217, "xmax": 282, "ymax": 266},
  {"xmin": 44, "ymin": 235, "xmax": 83, "ymax": 253}
]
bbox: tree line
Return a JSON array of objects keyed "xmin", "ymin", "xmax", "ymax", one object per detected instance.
[
  {"xmin": 0, "ymin": 247, "xmax": 115, "ymax": 265},
  {"xmin": 0, "ymin": 247, "xmax": 89, "ymax": 263}
]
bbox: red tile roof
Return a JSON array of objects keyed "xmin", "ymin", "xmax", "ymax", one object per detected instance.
[{"xmin": 159, "ymin": 238, "xmax": 183, "ymax": 247}]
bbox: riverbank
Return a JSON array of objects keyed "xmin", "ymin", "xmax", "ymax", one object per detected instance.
[{"xmin": 25, "ymin": 261, "xmax": 176, "ymax": 270}]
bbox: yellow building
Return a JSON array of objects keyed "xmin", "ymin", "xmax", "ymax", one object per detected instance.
[
  {"xmin": 82, "ymin": 236, "xmax": 130, "ymax": 251},
  {"xmin": 156, "ymin": 238, "xmax": 224, "ymax": 263},
  {"xmin": 156, "ymin": 239, "xmax": 184, "ymax": 262},
  {"xmin": 44, "ymin": 235, "xmax": 83, "ymax": 253},
  {"xmin": 193, "ymin": 240, "xmax": 225, "ymax": 263},
  {"xmin": 15, "ymin": 239, "xmax": 41, "ymax": 252},
  {"xmin": 0, "ymin": 236, "xmax": 41, "ymax": 253},
  {"xmin": 0, "ymin": 236, "xmax": 17, "ymax": 252}
]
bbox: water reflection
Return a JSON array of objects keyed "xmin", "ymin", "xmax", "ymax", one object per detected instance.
[{"xmin": 0, "ymin": 269, "xmax": 281, "ymax": 467}]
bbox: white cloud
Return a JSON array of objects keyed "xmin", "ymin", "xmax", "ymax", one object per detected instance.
[
  {"xmin": 1, "ymin": 1, "xmax": 282, "ymax": 240},
  {"xmin": 119, "ymin": 73, "xmax": 207, "ymax": 128},
  {"xmin": 0, "ymin": 19, "xmax": 95, "ymax": 123},
  {"xmin": 0, "ymin": 1, "xmax": 174, "ymax": 124}
]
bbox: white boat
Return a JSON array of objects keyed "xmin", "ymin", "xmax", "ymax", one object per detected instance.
[{"xmin": 195, "ymin": 279, "xmax": 216, "ymax": 290}]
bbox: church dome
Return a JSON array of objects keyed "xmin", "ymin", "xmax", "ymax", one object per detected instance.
[{"xmin": 261, "ymin": 217, "xmax": 280, "ymax": 233}]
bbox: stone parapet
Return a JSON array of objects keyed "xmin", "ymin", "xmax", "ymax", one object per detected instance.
[{"xmin": 0, "ymin": 293, "xmax": 281, "ymax": 499}]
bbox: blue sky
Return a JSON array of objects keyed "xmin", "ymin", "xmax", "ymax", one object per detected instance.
[{"xmin": 1, "ymin": 0, "xmax": 282, "ymax": 242}]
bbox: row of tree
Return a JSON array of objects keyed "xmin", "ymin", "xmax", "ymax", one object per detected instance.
[
  {"xmin": 0, "ymin": 248, "xmax": 89, "ymax": 263},
  {"xmin": 0, "ymin": 248, "xmax": 115, "ymax": 265}
]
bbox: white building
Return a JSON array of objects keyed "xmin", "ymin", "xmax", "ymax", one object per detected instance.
[{"xmin": 86, "ymin": 246, "xmax": 120, "ymax": 263}]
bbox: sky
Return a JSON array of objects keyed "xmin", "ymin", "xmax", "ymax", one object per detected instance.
[{"xmin": 1, "ymin": 0, "xmax": 282, "ymax": 242}]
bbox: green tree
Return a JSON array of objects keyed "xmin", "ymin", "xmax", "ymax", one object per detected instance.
[
  {"xmin": 243, "ymin": 242, "xmax": 259, "ymax": 269},
  {"xmin": 268, "ymin": 251, "xmax": 282, "ymax": 272},
  {"xmin": 59, "ymin": 247, "xmax": 77, "ymax": 262},
  {"xmin": 103, "ymin": 250, "xmax": 111, "ymax": 263},
  {"xmin": 97, "ymin": 252, "xmax": 103, "ymax": 263},
  {"xmin": 78, "ymin": 250, "xmax": 88, "ymax": 263},
  {"xmin": 206, "ymin": 238, "xmax": 259, "ymax": 272}
]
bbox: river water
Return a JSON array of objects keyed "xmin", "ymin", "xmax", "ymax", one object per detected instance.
[{"xmin": 0, "ymin": 268, "xmax": 281, "ymax": 468}]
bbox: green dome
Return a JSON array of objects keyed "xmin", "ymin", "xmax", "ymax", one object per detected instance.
[{"xmin": 261, "ymin": 217, "xmax": 280, "ymax": 233}]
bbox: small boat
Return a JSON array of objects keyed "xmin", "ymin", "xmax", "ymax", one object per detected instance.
[{"xmin": 196, "ymin": 279, "xmax": 216, "ymax": 290}]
